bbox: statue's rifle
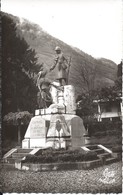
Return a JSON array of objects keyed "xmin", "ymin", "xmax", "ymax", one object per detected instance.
[{"xmin": 66, "ymin": 56, "xmax": 71, "ymax": 84}]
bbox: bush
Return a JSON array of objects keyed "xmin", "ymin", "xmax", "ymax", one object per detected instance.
[
  {"xmin": 22, "ymin": 154, "xmax": 37, "ymax": 163},
  {"xmin": 58, "ymin": 154, "xmax": 73, "ymax": 162},
  {"xmin": 22, "ymin": 149, "xmax": 98, "ymax": 164},
  {"xmin": 42, "ymin": 155, "xmax": 56, "ymax": 163},
  {"xmin": 35, "ymin": 147, "xmax": 66, "ymax": 156},
  {"xmin": 88, "ymin": 121, "xmax": 122, "ymax": 136},
  {"xmin": 72, "ymin": 153, "xmax": 85, "ymax": 162},
  {"xmin": 2, "ymin": 139, "xmax": 19, "ymax": 156},
  {"xmin": 83, "ymin": 151, "xmax": 98, "ymax": 161},
  {"xmin": 93, "ymin": 131, "xmax": 106, "ymax": 137},
  {"xmin": 112, "ymin": 145, "xmax": 122, "ymax": 153}
]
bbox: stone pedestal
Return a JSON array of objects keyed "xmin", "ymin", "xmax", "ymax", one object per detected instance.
[
  {"xmin": 46, "ymin": 114, "xmax": 71, "ymax": 149},
  {"xmin": 22, "ymin": 84, "xmax": 86, "ymax": 149},
  {"xmin": 64, "ymin": 85, "xmax": 76, "ymax": 114},
  {"xmin": 45, "ymin": 114, "xmax": 86, "ymax": 149},
  {"xmin": 71, "ymin": 117, "xmax": 86, "ymax": 148},
  {"xmin": 22, "ymin": 113, "xmax": 86, "ymax": 149},
  {"xmin": 22, "ymin": 116, "xmax": 48, "ymax": 148}
]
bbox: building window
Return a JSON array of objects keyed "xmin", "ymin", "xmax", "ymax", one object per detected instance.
[
  {"xmin": 112, "ymin": 117, "xmax": 121, "ymax": 122},
  {"xmin": 102, "ymin": 118, "xmax": 110, "ymax": 122}
]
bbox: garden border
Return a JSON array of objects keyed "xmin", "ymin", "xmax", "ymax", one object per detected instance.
[{"xmin": 15, "ymin": 158, "xmax": 102, "ymax": 171}]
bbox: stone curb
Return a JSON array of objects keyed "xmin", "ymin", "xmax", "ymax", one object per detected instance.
[{"xmin": 15, "ymin": 159, "xmax": 102, "ymax": 171}]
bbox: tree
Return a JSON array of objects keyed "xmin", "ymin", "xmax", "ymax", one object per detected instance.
[
  {"xmin": 117, "ymin": 61, "xmax": 122, "ymax": 77},
  {"xmin": 70, "ymin": 59, "xmax": 98, "ymax": 94},
  {"xmin": 3, "ymin": 111, "xmax": 32, "ymax": 145},
  {"xmin": 98, "ymin": 86, "xmax": 117, "ymax": 101},
  {"xmin": 76, "ymin": 90, "xmax": 98, "ymax": 125},
  {"xmin": 76, "ymin": 61, "xmax": 122, "ymax": 131},
  {"xmin": 2, "ymin": 13, "xmax": 39, "ymax": 115},
  {"xmin": 114, "ymin": 61, "xmax": 122, "ymax": 96},
  {"xmin": 76, "ymin": 81, "xmax": 122, "ymax": 128}
]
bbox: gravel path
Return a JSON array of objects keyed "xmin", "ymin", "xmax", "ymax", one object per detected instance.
[{"xmin": 1, "ymin": 162, "xmax": 122, "ymax": 193}]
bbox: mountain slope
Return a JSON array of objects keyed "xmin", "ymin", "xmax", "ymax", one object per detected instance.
[{"xmin": 2, "ymin": 12, "xmax": 118, "ymax": 97}]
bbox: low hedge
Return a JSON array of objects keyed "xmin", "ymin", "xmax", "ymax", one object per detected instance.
[
  {"xmin": 22, "ymin": 148, "xmax": 98, "ymax": 164},
  {"xmin": 112, "ymin": 145, "xmax": 122, "ymax": 153}
]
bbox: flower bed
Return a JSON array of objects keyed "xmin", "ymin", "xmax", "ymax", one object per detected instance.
[{"xmin": 22, "ymin": 148, "xmax": 99, "ymax": 164}]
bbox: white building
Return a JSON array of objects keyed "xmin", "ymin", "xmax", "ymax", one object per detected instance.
[{"xmin": 94, "ymin": 97, "xmax": 122, "ymax": 122}]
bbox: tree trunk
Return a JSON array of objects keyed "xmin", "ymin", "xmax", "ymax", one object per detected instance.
[{"xmin": 18, "ymin": 124, "xmax": 21, "ymax": 145}]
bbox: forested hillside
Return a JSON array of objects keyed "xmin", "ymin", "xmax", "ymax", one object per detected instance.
[
  {"xmin": 14, "ymin": 16, "xmax": 118, "ymax": 93},
  {"xmin": 2, "ymin": 12, "xmax": 118, "ymax": 115}
]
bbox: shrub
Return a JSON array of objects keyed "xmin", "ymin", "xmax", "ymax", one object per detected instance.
[
  {"xmin": 2, "ymin": 139, "xmax": 19, "ymax": 156},
  {"xmin": 88, "ymin": 121, "xmax": 122, "ymax": 136},
  {"xmin": 83, "ymin": 151, "xmax": 98, "ymax": 161},
  {"xmin": 23, "ymin": 154, "xmax": 38, "ymax": 163},
  {"xmin": 35, "ymin": 147, "xmax": 54, "ymax": 156},
  {"xmin": 42, "ymin": 155, "xmax": 55, "ymax": 163},
  {"xmin": 93, "ymin": 131, "xmax": 106, "ymax": 137},
  {"xmin": 72, "ymin": 153, "xmax": 85, "ymax": 161},
  {"xmin": 22, "ymin": 149, "xmax": 98, "ymax": 164},
  {"xmin": 112, "ymin": 145, "xmax": 122, "ymax": 153},
  {"xmin": 58, "ymin": 154, "xmax": 73, "ymax": 162}
]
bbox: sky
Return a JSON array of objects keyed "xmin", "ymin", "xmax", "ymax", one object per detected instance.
[{"xmin": 1, "ymin": 0, "xmax": 123, "ymax": 64}]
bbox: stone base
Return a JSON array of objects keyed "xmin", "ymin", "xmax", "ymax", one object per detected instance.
[
  {"xmin": 19, "ymin": 159, "xmax": 102, "ymax": 172},
  {"xmin": 22, "ymin": 113, "xmax": 86, "ymax": 149},
  {"xmin": 22, "ymin": 139, "xmax": 30, "ymax": 149},
  {"xmin": 71, "ymin": 117, "xmax": 86, "ymax": 148},
  {"xmin": 22, "ymin": 138, "xmax": 46, "ymax": 149},
  {"xmin": 35, "ymin": 106, "xmax": 76, "ymax": 116},
  {"xmin": 30, "ymin": 138, "xmax": 46, "ymax": 148},
  {"xmin": 46, "ymin": 138, "xmax": 71, "ymax": 149},
  {"xmin": 45, "ymin": 114, "xmax": 86, "ymax": 149}
]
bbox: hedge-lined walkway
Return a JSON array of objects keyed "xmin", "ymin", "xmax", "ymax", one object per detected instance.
[{"xmin": 1, "ymin": 162, "xmax": 122, "ymax": 193}]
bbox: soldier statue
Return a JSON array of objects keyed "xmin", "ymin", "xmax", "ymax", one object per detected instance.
[{"xmin": 50, "ymin": 46, "xmax": 69, "ymax": 86}]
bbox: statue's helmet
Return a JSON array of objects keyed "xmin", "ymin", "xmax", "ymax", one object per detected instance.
[{"xmin": 55, "ymin": 46, "xmax": 61, "ymax": 51}]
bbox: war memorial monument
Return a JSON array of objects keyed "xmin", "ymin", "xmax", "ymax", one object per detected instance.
[
  {"xmin": 22, "ymin": 46, "xmax": 86, "ymax": 149},
  {"xmin": 3, "ymin": 47, "xmax": 119, "ymax": 173}
]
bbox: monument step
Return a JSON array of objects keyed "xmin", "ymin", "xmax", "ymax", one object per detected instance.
[
  {"xmin": 5, "ymin": 157, "xmax": 19, "ymax": 164},
  {"xmin": 2, "ymin": 162, "xmax": 15, "ymax": 168},
  {"xmin": 98, "ymin": 152, "xmax": 111, "ymax": 159},
  {"xmin": 105, "ymin": 157, "xmax": 118, "ymax": 164},
  {"xmin": 12, "ymin": 152, "xmax": 29, "ymax": 158},
  {"xmin": 16, "ymin": 148, "xmax": 33, "ymax": 153}
]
